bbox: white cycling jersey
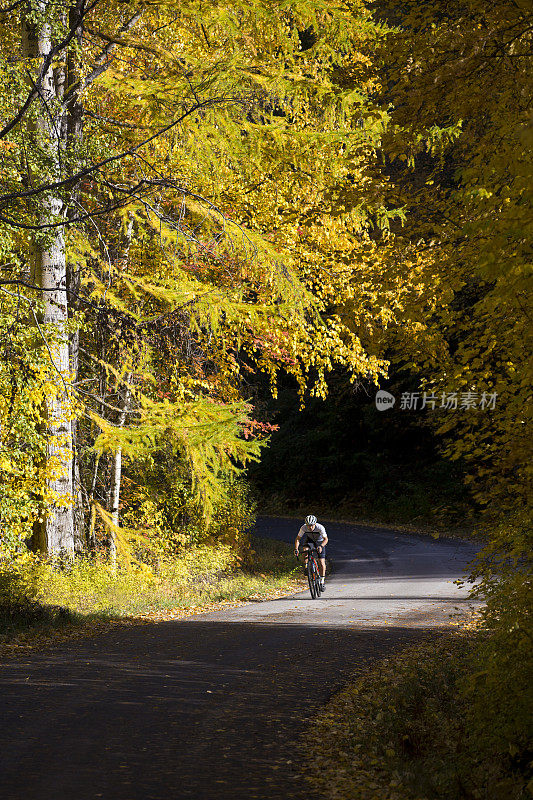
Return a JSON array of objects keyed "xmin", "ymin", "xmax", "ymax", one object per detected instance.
[{"xmin": 297, "ymin": 523, "xmax": 327, "ymax": 545}]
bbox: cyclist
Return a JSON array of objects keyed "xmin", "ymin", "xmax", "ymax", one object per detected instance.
[{"xmin": 294, "ymin": 515, "xmax": 328, "ymax": 592}]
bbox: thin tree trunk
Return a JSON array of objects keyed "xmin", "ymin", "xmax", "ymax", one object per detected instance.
[
  {"xmin": 108, "ymin": 375, "xmax": 132, "ymax": 566},
  {"xmin": 87, "ymin": 452, "xmax": 101, "ymax": 550},
  {"xmin": 72, "ymin": 455, "xmax": 85, "ymax": 552},
  {"xmin": 107, "ymin": 215, "xmax": 135, "ymax": 564}
]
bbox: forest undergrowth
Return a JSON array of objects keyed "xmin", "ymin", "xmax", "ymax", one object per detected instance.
[
  {"xmin": 307, "ymin": 626, "xmax": 532, "ymax": 800},
  {"xmin": 0, "ymin": 535, "xmax": 300, "ymax": 654},
  {"xmin": 305, "ymin": 524, "xmax": 533, "ymax": 800}
]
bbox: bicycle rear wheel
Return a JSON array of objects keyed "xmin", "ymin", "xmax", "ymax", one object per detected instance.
[{"xmin": 307, "ymin": 559, "xmax": 317, "ymax": 599}]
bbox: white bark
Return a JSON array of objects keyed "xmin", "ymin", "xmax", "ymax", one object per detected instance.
[
  {"xmin": 108, "ymin": 450, "xmax": 121, "ymax": 567},
  {"xmin": 108, "ymin": 376, "xmax": 132, "ymax": 566},
  {"xmin": 40, "ymin": 201, "xmax": 75, "ymax": 555},
  {"xmin": 32, "ymin": 9, "xmax": 75, "ymax": 555}
]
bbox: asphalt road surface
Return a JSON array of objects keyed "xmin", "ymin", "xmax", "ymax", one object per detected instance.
[{"xmin": 0, "ymin": 517, "xmax": 479, "ymax": 800}]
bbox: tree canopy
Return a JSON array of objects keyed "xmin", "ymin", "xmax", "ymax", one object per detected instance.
[
  {"xmin": 0, "ymin": 0, "xmax": 413, "ymax": 556},
  {"xmin": 0, "ymin": 0, "xmax": 530, "ymax": 558}
]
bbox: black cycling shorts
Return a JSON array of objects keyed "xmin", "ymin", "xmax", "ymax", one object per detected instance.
[{"xmin": 302, "ymin": 537, "xmax": 326, "ymax": 559}]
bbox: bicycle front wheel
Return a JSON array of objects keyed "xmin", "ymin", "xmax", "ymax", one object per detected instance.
[
  {"xmin": 307, "ymin": 559, "xmax": 317, "ymax": 599},
  {"xmin": 313, "ymin": 560, "xmax": 322, "ymax": 596}
]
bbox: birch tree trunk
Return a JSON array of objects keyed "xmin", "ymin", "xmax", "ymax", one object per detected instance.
[
  {"xmin": 108, "ymin": 376, "xmax": 132, "ymax": 566},
  {"xmin": 66, "ymin": 5, "xmax": 86, "ymax": 552},
  {"xmin": 106, "ymin": 214, "xmax": 135, "ymax": 564},
  {"xmin": 29, "ymin": 6, "xmax": 75, "ymax": 555}
]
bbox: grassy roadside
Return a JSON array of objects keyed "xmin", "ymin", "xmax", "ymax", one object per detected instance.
[
  {"xmin": 0, "ymin": 535, "xmax": 303, "ymax": 656},
  {"xmin": 304, "ymin": 630, "xmax": 531, "ymax": 800}
]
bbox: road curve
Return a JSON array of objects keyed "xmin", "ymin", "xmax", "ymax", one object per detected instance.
[
  {"xmin": 213, "ymin": 516, "xmax": 480, "ymax": 628},
  {"xmin": 0, "ymin": 518, "xmax": 479, "ymax": 800}
]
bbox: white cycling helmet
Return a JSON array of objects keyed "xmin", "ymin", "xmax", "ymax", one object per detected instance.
[{"xmin": 305, "ymin": 514, "xmax": 317, "ymax": 525}]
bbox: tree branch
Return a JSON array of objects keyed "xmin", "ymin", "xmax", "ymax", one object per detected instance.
[
  {"xmin": 0, "ymin": 0, "xmax": 101, "ymax": 140},
  {"xmin": 62, "ymin": 11, "xmax": 143, "ymax": 105},
  {"xmin": 0, "ymin": 96, "xmax": 239, "ymax": 209}
]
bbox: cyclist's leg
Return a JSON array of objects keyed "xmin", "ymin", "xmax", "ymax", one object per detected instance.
[
  {"xmin": 297, "ymin": 545, "xmax": 308, "ymax": 574},
  {"xmin": 317, "ymin": 556, "xmax": 326, "ymax": 589}
]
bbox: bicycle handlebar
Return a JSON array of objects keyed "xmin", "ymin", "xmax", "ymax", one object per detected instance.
[{"xmin": 296, "ymin": 544, "xmax": 323, "ymax": 556}]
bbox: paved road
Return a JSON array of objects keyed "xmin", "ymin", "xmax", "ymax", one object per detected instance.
[
  {"xmin": 225, "ymin": 517, "xmax": 480, "ymax": 628},
  {"xmin": 0, "ymin": 518, "xmax": 479, "ymax": 800}
]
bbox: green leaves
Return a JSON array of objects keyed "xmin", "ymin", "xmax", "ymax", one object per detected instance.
[{"xmin": 378, "ymin": 0, "xmax": 533, "ymax": 516}]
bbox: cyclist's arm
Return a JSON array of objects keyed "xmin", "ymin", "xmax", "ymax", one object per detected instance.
[
  {"xmin": 317, "ymin": 526, "xmax": 328, "ymax": 552},
  {"xmin": 294, "ymin": 527, "xmax": 306, "ymax": 553},
  {"xmin": 317, "ymin": 525, "xmax": 328, "ymax": 547}
]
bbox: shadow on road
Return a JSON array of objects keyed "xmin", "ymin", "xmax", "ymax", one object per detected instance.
[{"xmin": 0, "ymin": 618, "xmax": 444, "ymax": 800}]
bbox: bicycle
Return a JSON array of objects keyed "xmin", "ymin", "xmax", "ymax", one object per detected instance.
[{"xmin": 296, "ymin": 544, "xmax": 323, "ymax": 599}]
